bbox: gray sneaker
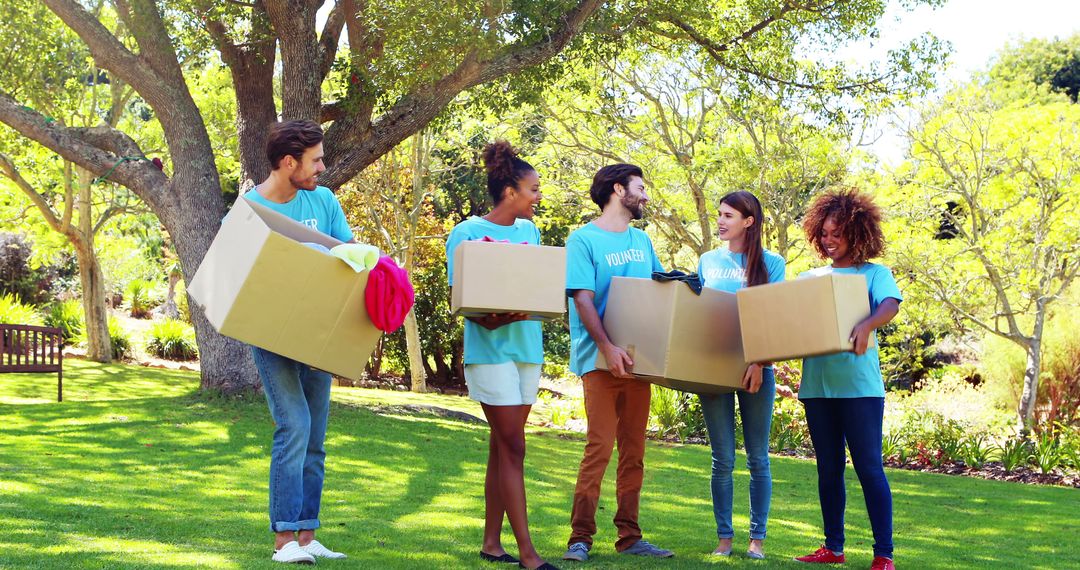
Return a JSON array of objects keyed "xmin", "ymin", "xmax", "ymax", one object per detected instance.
[
  {"xmin": 562, "ymin": 542, "xmax": 590, "ymax": 562},
  {"xmin": 621, "ymin": 540, "xmax": 674, "ymax": 558}
]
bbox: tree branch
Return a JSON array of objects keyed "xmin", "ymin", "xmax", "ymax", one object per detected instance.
[
  {"xmin": 663, "ymin": 5, "xmax": 797, "ymax": 57},
  {"xmin": 318, "ymin": 1, "xmax": 345, "ymax": 81},
  {"xmin": 322, "ymin": 0, "xmax": 603, "ymax": 188},
  {"xmin": 0, "ymin": 92, "xmax": 167, "ymax": 199},
  {"xmin": 113, "ymin": 0, "xmax": 187, "ymax": 87},
  {"xmin": 42, "ymin": 0, "xmax": 163, "ymax": 95},
  {"xmin": 0, "ymin": 153, "xmax": 65, "ymax": 234}
]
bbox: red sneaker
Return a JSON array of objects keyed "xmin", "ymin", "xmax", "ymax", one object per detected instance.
[
  {"xmin": 794, "ymin": 546, "xmax": 846, "ymax": 564},
  {"xmin": 870, "ymin": 556, "xmax": 895, "ymax": 570}
]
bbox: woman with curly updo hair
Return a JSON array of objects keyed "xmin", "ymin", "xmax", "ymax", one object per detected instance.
[
  {"xmin": 793, "ymin": 188, "xmax": 902, "ymax": 570},
  {"xmin": 445, "ymin": 141, "xmax": 558, "ymax": 570}
]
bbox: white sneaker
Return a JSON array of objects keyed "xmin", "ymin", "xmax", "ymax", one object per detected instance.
[
  {"xmin": 301, "ymin": 540, "xmax": 347, "ymax": 559},
  {"xmin": 272, "ymin": 541, "xmax": 316, "ymax": 564}
]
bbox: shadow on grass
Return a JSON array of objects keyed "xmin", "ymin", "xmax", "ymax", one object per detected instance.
[{"xmin": 0, "ymin": 362, "xmax": 1077, "ymax": 569}]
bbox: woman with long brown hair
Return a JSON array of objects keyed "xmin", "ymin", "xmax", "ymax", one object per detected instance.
[{"xmin": 696, "ymin": 191, "xmax": 786, "ymax": 560}]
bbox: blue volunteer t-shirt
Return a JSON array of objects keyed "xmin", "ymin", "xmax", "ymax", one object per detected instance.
[
  {"xmin": 244, "ymin": 185, "xmax": 354, "ymax": 242},
  {"xmin": 697, "ymin": 248, "xmax": 786, "ymax": 293},
  {"xmin": 698, "ymin": 247, "xmax": 786, "ymax": 368},
  {"xmin": 565, "ymin": 223, "xmax": 664, "ymax": 377},
  {"xmin": 446, "ymin": 216, "xmax": 544, "ymax": 365},
  {"xmin": 799, "ymin": 263, "xmax": 903, "ymax": 399}
]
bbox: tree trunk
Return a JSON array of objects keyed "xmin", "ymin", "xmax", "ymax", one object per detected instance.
[
  {"xmin": 432, "ymin": 346, "xmax": 451, "ymax": 385},
  {"xmin": 162, "ymin": 270, "xmax": 180, "ymax": 320},
  {"xmin": 422, "ymin": 349, "xmax": 437, "ymax": 380},
  {"xmin": 71, "ymin": 168, "xmax": 111, "ymax": 362},
  {"xmin": 452, "ymin": 341, "xmax": 465, "ymax": 385},
  {"xmin": 366, "ymin": 336, "xmax": 384, "ymax": 378},
  {"xmin": 265, "ymin": 1, "xmax": 322, "ymax": 121},
  {"xmin": 1018, "ymin": 304, "xmax": 1047, "ymax": 433},
  {"xmin": 228, "ymin": 44, "xmax": 277, "ymax": 191},
  {"xmin": 404, "ymin": 307, "xmax": 427, "ymax": 392},
  {"xmin": 73, "ymin": 243, "xmax": 111, "ymax": 362},
  {"xmin": 162, "ymin": 180, "xmax": 259, "ymax": 394}
]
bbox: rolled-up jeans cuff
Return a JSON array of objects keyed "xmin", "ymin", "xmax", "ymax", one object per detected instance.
[{"xmin": 271, "ymin": 518, "xmax": 320, "ymax": 533}]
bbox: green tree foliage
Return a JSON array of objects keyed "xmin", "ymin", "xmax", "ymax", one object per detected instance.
[{"xmin": 890, "ymin": 85, "xmax": 1080, "ymax": 430}]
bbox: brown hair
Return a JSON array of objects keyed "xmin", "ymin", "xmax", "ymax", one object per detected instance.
[
  {"xmin": 718, "ymin": 191, "xmax": 769, "ymax": 287},
  {"xmin": 482, "ymin": 141, "xmax": 535, "ymax": 205},
  {"xmin": 802, "ymin": 187, "xmax": 886, "ymax": 264},
  {"xmin": 266, "ymin": 120, "xmax": 323, "ymax": 170},
  {"xmin": 589, "ymin": 163, "xmax": 643, "ymax": 211}
]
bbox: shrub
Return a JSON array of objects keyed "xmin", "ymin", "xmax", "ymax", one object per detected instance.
[
  {"xmin": 177, "ymin": 284, "xmax": 191, "ymax": 324},
  {"xmin": 882, "ymin": 432, "xmax": 906, "ymax": 463},
  {"xmin": 771, "ymin": 396, "xmax": 810, "ymax": 452},
  {"xmin": 1031, "ymin": 429, "xmax": 1066, "ymax": 475},
  {"xmin": 981, "ymin": 290, "xmax": 1080, "ymax": 428},
  {"xmin": 997, "ymin": 438, "xmax": 1031, "ymax": 473},
  {"xmin": 146, "ymin": 319, "xmax": 198, "ymax": 361},
  {"xmin": 648, "ymin": 386, "xmax": 705, "ymax": 443},
  {"xmin": 649, "ymin": 385, "xmax": 682, "ymax": 439},
  {"xmin": 960, "ymin": 433, "xmax": 995, "ymax": 470},
  {"xmin": 44, "ymin": 299, "xmax": 83, "ymax": 345},
  {"xmin": 888, "ymin": 371, "xmax": 1014, "ymax": 437},
  {"xmin": 0, "ymin": 293, "xmax": 43, "ymax": 326},
  {"xmin": 126, "ymin": 279, "xmax": 154, "ymax": 319},
  {"xmin": 108, "ymin": 317, "xmax": 132, "ymax": 361},
  {"xmin": 891, "ymin": 409, "xmax": 966, "ymax": 467}
]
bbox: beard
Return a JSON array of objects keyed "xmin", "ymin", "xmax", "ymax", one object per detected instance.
[
  {"xmin": 622, "ymin": 194, "xmax": 644, "ymax": 220},
  {"xmin": 289, "ymin": 173, "xmax": 318, "ymax": 191}
]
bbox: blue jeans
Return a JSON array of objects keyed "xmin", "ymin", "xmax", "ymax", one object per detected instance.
[
  {"xmin": 699, "ymin": 368, "xmax": 775, "ymax": 540},
  {"xmin": 802, "ymin": 397, "xmax": 893, "ymax": 559},
  {"xmin": 252, "ymin": 347, "xmax": 333, "ymax": 533}
]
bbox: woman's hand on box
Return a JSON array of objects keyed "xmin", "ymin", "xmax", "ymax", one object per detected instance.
[
  {"xmin": 848, "ymin": 298, "xmax": 900, "ymax": 355},
  {"xmin": 849, "ymin": 321, "xmax": 874, "ymax": 355},
  {"xmin": 468, "ymin": 313, "xmax": 529, "ymax": 330},
  {"xmin": 741, "ymin": 363, "xmax": 763, "ymax": 393}
]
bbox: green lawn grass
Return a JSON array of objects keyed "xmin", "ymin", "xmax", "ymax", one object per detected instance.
[{"xmin": 1, "ymin": 360, "xmax": 1076, "ymax": 569}]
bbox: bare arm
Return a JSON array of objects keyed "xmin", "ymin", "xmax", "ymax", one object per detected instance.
[
  {"xmin": 572, "ymin": 289, "xmax": 634, "ymax": 378},
  {"xmin": 850, "ymin": 297, "xmax": 901, "ymax": 356}
]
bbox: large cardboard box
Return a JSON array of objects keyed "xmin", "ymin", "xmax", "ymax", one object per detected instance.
[
  {"xmin": 737, "ymin": 273, "xmax": 871, "ymax": 363},
  {"xmin": 188, "ymin": 197, "xmax": 382, "ymax": 380},
  {"xmin": 450, "ymin": 240, "xmax": 567, "ymax": 320},
  {"xmin": 595, "ymin": 277, "xmax": 747, "ymax": 394}
]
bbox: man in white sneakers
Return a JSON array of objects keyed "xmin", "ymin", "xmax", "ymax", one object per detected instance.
[{"xmin": 244, "ymin": 120, "xmax": 354, "ymax": 564}]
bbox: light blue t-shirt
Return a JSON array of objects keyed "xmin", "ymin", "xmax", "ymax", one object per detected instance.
[
  {"xmin": 446, "ymin": 216, "xmax": 544, "ymax": 365},
  {"xmin": 799, "ymin": 263, "xmax": 903, "ymax": 399},
  {"xmin": 565, "ymin": 223, "xmax": 664, "ymax": 377},
  {"xmin": 699, "ymin": 247, "xmax": 786, "ymax": 369},
  {"xmin": 697, "ymin": 247, "xmax": 786, "ymax": 293},
  {"xmin": 244, "ymin": 185, "xmax": 354, "ymax": 243}
]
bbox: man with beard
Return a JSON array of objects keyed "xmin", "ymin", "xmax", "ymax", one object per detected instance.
[
  {"xmin": 562, "ymin": 164, "xmax": 675, "ymax": 562},
  {"xmin": 245, "ymin": 120, "xmax": 354, "ymax": 564}
]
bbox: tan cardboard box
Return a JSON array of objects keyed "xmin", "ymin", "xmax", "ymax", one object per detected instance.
[
  {"xmin": 450, "ymin": 240, "xmax": 567, "ymax": 320},
  {"xmin": 595, "ymin": 277, "xmax": 746, "ymax": 394},
  {"xmin": 188, "ymin": 197, "xmax": 382, "ymax": 380},
  {"xmin": 737, "ymin": 272, "xmax": 871, "ymax": 363}
]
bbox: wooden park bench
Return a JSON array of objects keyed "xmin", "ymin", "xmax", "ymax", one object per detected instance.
[{"xmin": 0, "ymin": 324, "xmax": 64, "ymax": 402}]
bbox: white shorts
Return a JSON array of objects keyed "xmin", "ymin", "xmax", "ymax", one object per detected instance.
[{"xmin": 464, "ymin": 362, "xmax": 542, "ymax": 406}]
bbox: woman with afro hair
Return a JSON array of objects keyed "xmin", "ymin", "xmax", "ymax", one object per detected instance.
[{"xmin": 792, "ymin": 188, "xmax": 901, "ymax": 570}]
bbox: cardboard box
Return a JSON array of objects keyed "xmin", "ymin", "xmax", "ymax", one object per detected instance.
[
  {"xmin": 188, "ymin": 197, "xmax": 382, "ymax": 380},
  {"xmin": 595, "ymin": 277, "xmax": 747, "ymax": 394},
  {"xmin": 736, "ymin": 273, "xmax": 872, "ymax": 363},
  {"xmin": 450, "ymin": 240, "xmax": 567, "ymax": 320}
]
